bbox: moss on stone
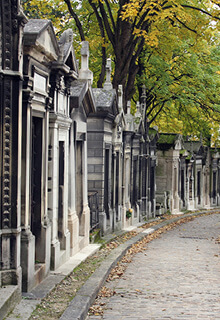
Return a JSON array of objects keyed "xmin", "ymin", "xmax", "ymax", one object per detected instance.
[{"xmin": 157, "ymin": 133, "xmax": 177, "ymax": 145}]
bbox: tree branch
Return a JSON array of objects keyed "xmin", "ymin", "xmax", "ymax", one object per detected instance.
[
  {"xmin": 64, "ymin": 0, "xmax": 85, "ymax": 41},
  {"xmin": 98, "ymin": 1, "xmax": 115, "ymax": 47},
  {"xmin": 88, "ymin": 0, "xmax": 107, "ymax": 87},
  {"xmin": 104, "ymin": 0, "xmax": 116, "ymax": 32},
  {"xmin": 149, "ymin": 102, "xmax": 166, "ymax": 124},
  {"xmin": 175, "ymin": 16, "xmax": 197, "ymax": 33},
  {"xmin": 182, "ymin": 4, "xmax": 220, "ymax": 21}
]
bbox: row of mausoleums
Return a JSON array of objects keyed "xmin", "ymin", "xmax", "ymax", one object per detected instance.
[{"xmin": 0, "ymin": 1, "xmax": 220, "ymax": 312}]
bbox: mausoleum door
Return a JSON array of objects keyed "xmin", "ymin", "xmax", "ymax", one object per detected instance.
[
  {"xmin": 31, "ymin": 116, "xmax": 43, "ymax": 261},
  {"xmin": 76, "ymin": 140, "xmax": 83, "ymax": 235},
  {"xmin": 115, "ymin": 152, "xmax": 119, "ymax": 220},
  {"xmin": 218, "ymin": 167, "xmax": 220, "ymax": 205},
  {"xmin": 150, "ymin": 164, "xmax": 155, "ymax": 205},
  {"xmin": 174, "ymin": 167, "xmax": 178, "ymax": 209},
  {"xmin": 181, "ymin": 169, "xmax": 185, "ymax": 207},
  {"xmin": 213, "ymin": 171, "xmax": 217, "ymax": 204},
  {"xmin": 132, "ymin": 158, "xmax": 138, "ymax": 207},
  {"xmin": 104, "ymin": 148, "xmax": 110, "ymax": 220},
  {"xmin": 58, "ymin": 141, "xmax": 65, "ymax": 247},
  {"xmin": 197, "ymin": 171, "xmax": 201, "ymax": 205},
  {"xmin": 205, "ymin": 171, "xmax": 209, "ymax": 206}
]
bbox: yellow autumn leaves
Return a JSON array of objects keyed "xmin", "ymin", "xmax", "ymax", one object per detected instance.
[{"xmin": 121, "ymin": 0, "xmax": 216, "ymax": 48}]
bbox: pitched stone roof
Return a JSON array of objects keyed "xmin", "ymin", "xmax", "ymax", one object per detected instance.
[
  {"xmin": 184, "ymin": 141, "xmax": 202, "ymax": 153},
  {"xmin": 23, "ymin": 19, "xmax": 60, "ymax": 59},
  {"xmin": 157, "ymin": 133, "xmax": 182, "ymax": 150},
  {"xmin": 157, "ymin": 133, "xmax": 179, "ymax": 145},
  {"xmin": 24, "ymin": 19, "xmax": 49, "ymax": 35}
]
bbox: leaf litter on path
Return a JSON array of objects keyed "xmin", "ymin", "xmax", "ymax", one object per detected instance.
[
  {"xmin": 88, "ymin": 210, "xmax": 220, "ymax": 317},
  {"xmin": 29, "ymin": 210, "xmax": 220, "ymax": 319}
]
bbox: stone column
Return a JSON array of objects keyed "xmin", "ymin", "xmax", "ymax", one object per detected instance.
[
  {"xmin": 68, "ymin": 121, "xmax": 80, "ymax": 255},
  {"xmin": 48, "ymin": 119, "xmax": 60, "ymax": 269}
]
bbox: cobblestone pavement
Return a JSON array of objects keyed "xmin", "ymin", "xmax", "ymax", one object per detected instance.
[{"xmin": 87, "ymin": 213, "xmax": 220, "ymax": 320}]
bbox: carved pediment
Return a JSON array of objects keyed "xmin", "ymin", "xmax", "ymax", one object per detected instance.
[{"xmin": 24, "ymin": 20, "xmax": 60, "ymax": 61}]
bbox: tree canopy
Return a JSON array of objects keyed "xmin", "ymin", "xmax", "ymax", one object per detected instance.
[{"xmin": 21, "ymin": 0, "xmax": 220, "ymax": 144}]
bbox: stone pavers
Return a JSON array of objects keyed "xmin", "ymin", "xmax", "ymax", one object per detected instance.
[{"xmin": 87, "ymin": 213, "xmax": 220, "ymax": 320}]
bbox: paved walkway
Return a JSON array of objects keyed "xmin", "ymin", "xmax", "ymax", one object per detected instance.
[{"xmin": 87, "ymin": 213, "xmax": 220, "ymax": 320}]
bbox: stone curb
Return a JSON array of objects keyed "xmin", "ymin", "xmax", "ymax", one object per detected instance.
[{"xmin": 60, "ymin": 209, "xmax": 220, "ymax": 320}]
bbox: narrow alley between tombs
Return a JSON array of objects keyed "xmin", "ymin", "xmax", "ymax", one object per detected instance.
[{"xmin": 1, "ymin": 1, "xmax": 220, "ymax": 318}]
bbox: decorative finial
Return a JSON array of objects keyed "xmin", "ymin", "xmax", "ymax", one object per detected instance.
[
  {"xmin": 127, "ymin": 101, "xmax": 131, "ymax": 115},
  {"xmin": 79, "ymin": 41, "xmax": 93, "ymax": 84},
  {"xmin": 103, "ymin": 58, "xmax": 113, "ymax": 90},
  {"xmin": 118, "ymin": 85, "xmax": 123, "ymax": 112}
]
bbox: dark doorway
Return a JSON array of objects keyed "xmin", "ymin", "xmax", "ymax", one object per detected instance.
[
  {"xmin": 115, "ymin": 152, "xmax": 119, "ymax": 220},
  {"xmin": 150, "ymin": 163, "xmax": 155, "ymax": 209},
  {"xmin": 181, "ymin": 169, "xmax": 185, "ymax": 207},
  {"xmin": 104, "ymin": 148, "xmax": 110, "ymax": 220},
  {"xmin": 31, "ymin": 116, "xmax": 42, "ymax": 261},
  {"xmin": 197, "ymin": 171, "xmax": 201, "ymax": 205},
  {"xmin": 213, "ymin": 171, "xmax": 217, "ymax": 204},
  {"xmin": 58, "ymin": 141, "xmax": 64, "ymax": 247},
  {"xmin": 132, "ymin": 159, "xmax": 138, "ymax": 205},
  {"xmin": 76, "ymin": 141, "xmax": 83, "ymax": 235}
]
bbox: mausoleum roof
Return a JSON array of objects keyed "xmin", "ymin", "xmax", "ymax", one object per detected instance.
[
  {"xmin": 70, "ymin": 79, "xmax": 96, "ymax": 115},
  {"xmin": 184, "ymin": 141, "xmax": 202, "ymax": 153},
  {"xmin": 24, "ymin": 19, "xmax": 49, "ymax": 35},
  {"xmin": 23, "ymin": 19, "xmax": 60, "ymax": 61},
  {"xmin": 157, "ymin": 133, "xmax": 183, "ymax": 151},
  {"xmin": 157, "ymin": 133, "xmax": 178, "ymax": 145}
]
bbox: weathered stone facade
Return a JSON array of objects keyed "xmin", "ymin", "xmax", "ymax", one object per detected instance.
[
  {"xmin": 156, "ymin": 134, "xmax": 183, "ymax": 214},
  {"xmin": 87, "ymin": 60, "xmax": 118, "ymax": 234},
  {"xmin": 155, "ymin": 136, "xmax": 220, "ymax": 214},
  {"xmin": 0, "ymin": 0, "xmax": 27, "ymax": 316}
]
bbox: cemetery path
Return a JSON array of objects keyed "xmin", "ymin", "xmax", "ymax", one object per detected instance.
[{"xmin": 87, "ymin": 213, "xmax": 220, "ymax": 320}]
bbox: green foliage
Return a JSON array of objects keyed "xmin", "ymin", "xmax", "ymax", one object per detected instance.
[
  {"xmin": 22, "ymin": 0, "xmax": 69, "ymax": 32},
  {"xmin": 134, "ymin": 16, "xmax": 220, "ymax": 144},
  {"xmin": 21, "ymin": 0, "xmax": 220, "ymax": 143}
]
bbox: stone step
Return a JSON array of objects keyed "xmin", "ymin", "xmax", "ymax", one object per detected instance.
[{"xmin": 0, "ymin": 285, "xmax": 21, "ymax": 319}]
